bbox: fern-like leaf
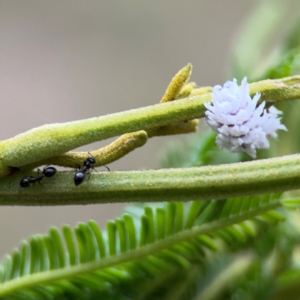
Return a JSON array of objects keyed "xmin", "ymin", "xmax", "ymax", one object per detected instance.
[{"xmin": 0, "ymin": 194, "xmax": 287, "ymax": 299}]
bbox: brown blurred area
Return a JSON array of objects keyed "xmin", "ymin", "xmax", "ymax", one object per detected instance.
[{"xmin": 0, "ymin": 1, "xmax": 255, "ymax": 257}]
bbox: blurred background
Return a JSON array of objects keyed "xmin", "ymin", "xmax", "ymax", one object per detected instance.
[{"xmin": 0, "ymin": 1, "xmax": 298, "ymax": 257}]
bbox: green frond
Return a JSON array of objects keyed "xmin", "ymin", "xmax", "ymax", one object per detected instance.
[{"xmin": 0, "ymin": 193, "xmax": 288, "ymax": 299}]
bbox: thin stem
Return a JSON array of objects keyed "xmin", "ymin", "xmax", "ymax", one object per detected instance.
[
  {"xmin": 160, "ymin": 63, "xmax": 192, "ymax": 103},
  {"xmin": 25, "ymin": 131, "xmax": 149, "ymax": 169},
  {"xmin": 2, "ymin": 153, "xmax": 300, "ymax": 206}
]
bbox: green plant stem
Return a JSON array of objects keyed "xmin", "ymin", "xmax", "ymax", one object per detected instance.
[
  {"xmin": 1, "ymin": 153, "xmax": 300, "ymax": 206},
  {"xmin": 1, "ymin": 95, "xmax": 209, "ymax": 168},
  {"xmin": 1, "ymin": 75, "xmax": 300, "ymax": 171},
  {"xmin": 25, "ymin": 131, "xmax": 149, "ymax": 169}
]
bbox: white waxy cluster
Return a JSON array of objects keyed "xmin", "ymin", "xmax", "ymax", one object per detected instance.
[{"xmin": 204, "ymin": 77, "xmax": 287, "ymax": 158}]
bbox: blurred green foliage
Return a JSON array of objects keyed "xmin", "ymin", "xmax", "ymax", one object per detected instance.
[{"xmin": 230, "ymin": 0, "xmax": 300, "ymax": 158}]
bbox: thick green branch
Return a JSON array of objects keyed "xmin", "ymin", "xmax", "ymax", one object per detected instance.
[
  {"xmin": 1, "ymin": 153, "xmax": 300, "ymax": 206},
  {"xmin": 0, "ymin": 95, "xmax": 209, "ymax": 169},
  {"xmin": 1, "ymin": 75, "xmax": 299, "ymax": 171}
]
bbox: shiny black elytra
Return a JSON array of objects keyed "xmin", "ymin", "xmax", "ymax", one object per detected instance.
[
  {"xmin": 74, "ymin": 155, "xmax": 109, "ymax": 186},
  {"xmin": 74, "ymin": 171, "xmax": 85, "ymax": 186},
  {"xmin": 20, "ymin": 166, "xmax": 57, "ymax": 188},
  {"xmin": 74, "ymin": 155, "xmax": 96, "ymax": 186}
]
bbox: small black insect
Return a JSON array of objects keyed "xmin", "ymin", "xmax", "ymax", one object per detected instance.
[
  {"xmin": 74, "ymin": 154, "xmax": 109, "ymax": 186},
  {"xmin": 82, "ymin": 156, "xmax": 96, "ymax": 174},
  {"xmin": 20, "ymin": 166, "xmax": 57, "ymax": 188},
  {"xmin": 74, "ymin": 171, "xmax": 86, "ymax": 186}
]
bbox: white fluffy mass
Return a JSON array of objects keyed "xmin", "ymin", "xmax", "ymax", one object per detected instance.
[{"xmin": 204, "ymin": 77, "xmax": 287, "ymax": 158}]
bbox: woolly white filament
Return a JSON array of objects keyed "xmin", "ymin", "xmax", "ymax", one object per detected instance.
[{"xmin": 204, "ymin": 77, "xmax": 287, "ymax": 158}]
